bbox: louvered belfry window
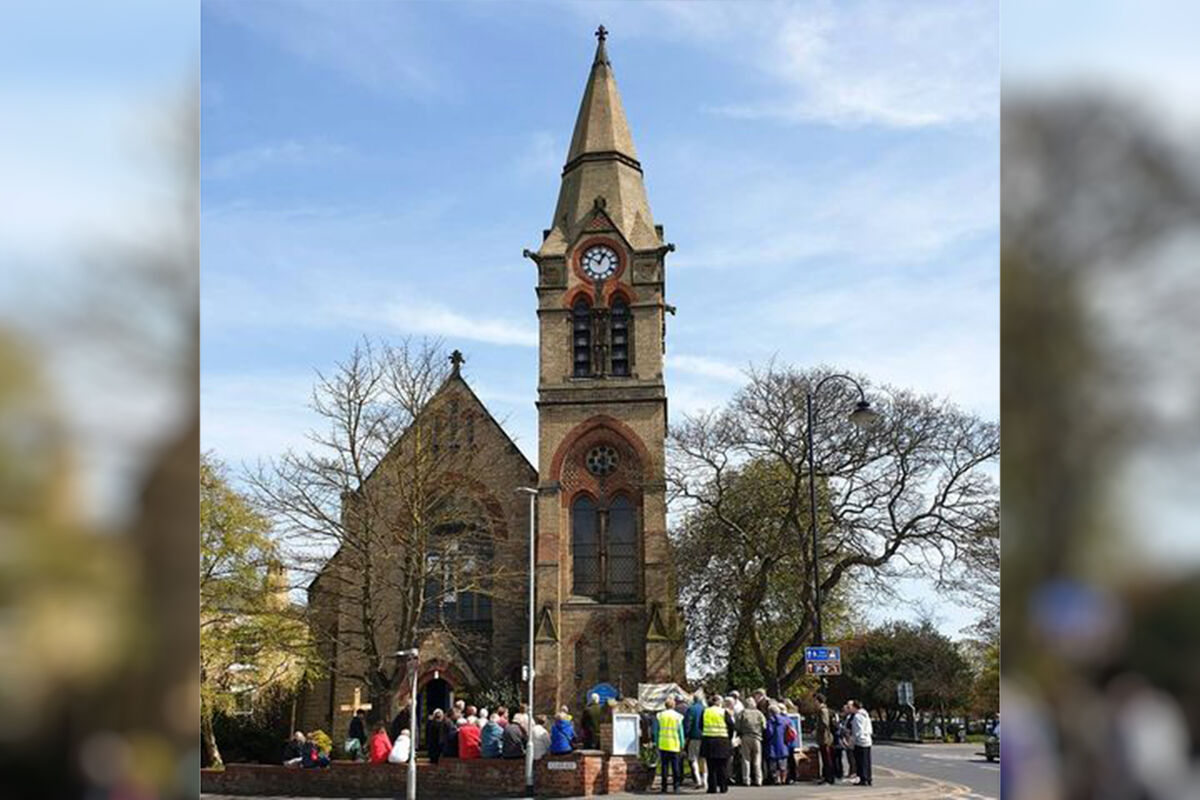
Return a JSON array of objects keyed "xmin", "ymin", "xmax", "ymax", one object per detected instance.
[
  {"xmin": 573, "ymin": 298, "xmax": 592, "ymax": 377},
  {"xmin": 610, "ymin": 299, "xmax": 630, "ymax": 376}
]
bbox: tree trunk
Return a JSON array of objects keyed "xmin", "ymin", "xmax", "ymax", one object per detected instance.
[{"xmin": 202, "ymin": 707, "xmax": 223, "ymax": 768}]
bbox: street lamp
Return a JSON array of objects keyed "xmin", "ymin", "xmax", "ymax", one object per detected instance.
[
  {"xmin": 515, "ymin": 486, "xmax": 538, "ymax": 798},
  {"xmin": 395, "ymin": 648, "xmax": 420, "ymax": 800},
  {"xmin": 805, "ymin": 375, "xmax": 879, "ymax": 651}
]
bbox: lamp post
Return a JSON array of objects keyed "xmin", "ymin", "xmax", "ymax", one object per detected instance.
[
  {"xmin": 805, "ymin": 375, "xmax": 879, "ymax": 652},
  {"xmin": 395, "ymin": 648, "xmax": 420, "ymax": 800},
  {"xmin": 516, "ymin": 486, "xmax": 538, "ymax": 798}
]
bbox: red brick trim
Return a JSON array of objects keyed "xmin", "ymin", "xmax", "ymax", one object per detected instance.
[
  {"xmin": 563, "ymin": 285, "xmax": 594, "ymax": 309},
  {"xmin": 549, "ymin": 416, "xmax": 653, "ymax": 481}
]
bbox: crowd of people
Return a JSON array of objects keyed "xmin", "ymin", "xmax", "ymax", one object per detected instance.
[
  {"xmin": 283, "ymin": 687, "xmax": 876, "ymax": 794},
  {"xmin": 422, "ymin": 701, "xmax": 550, "ymax": 762},
  {"xmin": 650, "ymin": 690, "xmax": 875, "ymax": 794}
]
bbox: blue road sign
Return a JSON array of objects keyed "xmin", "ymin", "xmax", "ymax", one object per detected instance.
[{"xmin": 804, "ymin": 646, "xmax": 842, "ymax": 662}]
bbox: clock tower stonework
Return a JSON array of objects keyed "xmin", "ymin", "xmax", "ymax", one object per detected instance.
[{"xmin": 525, "ymin": 28, "xmax": 685, "ymax": 711}]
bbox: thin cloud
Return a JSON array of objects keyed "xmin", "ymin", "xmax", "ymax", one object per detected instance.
[
  {"xmin": 370, "ymin": 300, "xmax": 537, "ymax": 348},
  {"xmin": 667, "ymin": 354, "xmax": 746, "ymax": 384},
  {"xmin": 712, "ymin": 2, "xmax": 997, "ymax": 129},
  {"xmin": 205, "ymin": 139, "xmax": 350, "ymax": 180}
]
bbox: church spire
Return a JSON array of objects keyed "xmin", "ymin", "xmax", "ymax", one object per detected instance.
[
  {"xmin": 564, "ymin": 24, "xmax": 638, "ymax": 175},
  {"xmin": 538, "ymin": 26, "xmax": 661, "ymax": 257}
]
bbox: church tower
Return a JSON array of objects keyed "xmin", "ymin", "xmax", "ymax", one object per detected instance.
[{"xmin": 525, "ymin": 27, "xmax": 684, "ymax": 711}]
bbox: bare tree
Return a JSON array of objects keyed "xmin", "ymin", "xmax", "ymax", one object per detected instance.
[
  {"xmin": 669, "ymin": 364, "xmax": 999, "ymax": 696},
  {"xmin": 248, "ymin": 338, "xmax": 519, "ymax": 719}
]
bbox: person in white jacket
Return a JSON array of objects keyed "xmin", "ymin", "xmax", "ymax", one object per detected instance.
[
  {"xmin": 531, "ymin": 714, "xmax": 551, "ymax": 760},
  {"xmin": 849, "ymin": 701, "xmax": 873, "ymax": 786},
  {"xmin": 388, "ymin": 729, "xmax": 411, "ymax": 764}
]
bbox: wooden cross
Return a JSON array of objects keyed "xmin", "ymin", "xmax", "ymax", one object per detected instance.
[
  {"xmin": 595, "ymin": 25, "xmax": 608, "ymax": 43},
  {"xmin": 339, "ymin": 686, "xmax": 372, "ymax": 714}
]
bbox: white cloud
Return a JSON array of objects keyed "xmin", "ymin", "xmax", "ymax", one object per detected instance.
[
  {"xmin": 664, "ymin": 144, "xmax": 997, "ymax": 273},
  {"xmin": 714, "ymin": 2, "xmax": 997, "ymax": 128},
  {"xmin": 372, "ymin": 300, "xmax": 537, "ymax": 348},
  {"xmin": 574, "ymin": 0, "xmax": 996, "ymax": 130}
]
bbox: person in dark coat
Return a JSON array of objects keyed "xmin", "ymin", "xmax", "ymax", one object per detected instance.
[
  {"xmin": 346, "ymin": 708, "xmax": 368, "ymax": 761},
  {"xmin": 427, "ymin": 709, "xmax": 445, "ymax": 764},
  {"xmin": 283, "ymin": 731, "xmax": 306, "ymax": 766},
  {"xmin": 699, "ymin": 695, "xmax": 736, "ymax": 794},
  {"xmin": 441, "ymin": 710, "xmax": 461, "ymax": 758},
  {"xmin": 502, "ymin": 717, "xmax": 527, "ymax": 759},
  {"xmin": 390, "ymin": 704, "xmax": 411, "ymax": 742},
  {"xmin": 582, "ymin": 693, "xmax": 606, "ymax": 749}
]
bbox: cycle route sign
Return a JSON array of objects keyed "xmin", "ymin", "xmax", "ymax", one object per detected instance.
[{"xmin": 804, "ymin": 646, "xmax": 842, "ymax": 675}]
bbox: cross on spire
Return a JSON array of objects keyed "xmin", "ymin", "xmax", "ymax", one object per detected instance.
[
  {"xmin": 449, "ymin": 349, "xmax": 465, "ymax": 375},
  {"xmin": 595, "ymin": 25, "xmax": 607, "ymax": 42}
]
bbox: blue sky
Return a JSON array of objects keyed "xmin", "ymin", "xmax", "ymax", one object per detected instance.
[{"xmin": 201, "ymin": 0, "xmax": 998, "ymax": 635}]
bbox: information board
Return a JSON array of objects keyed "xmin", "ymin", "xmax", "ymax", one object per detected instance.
[{"xmin": 611, "ymin": 713, "xmax": 641, "ymax": 756}]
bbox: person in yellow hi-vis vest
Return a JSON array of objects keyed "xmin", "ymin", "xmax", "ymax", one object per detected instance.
[
  {"xmin": 653, "ymin": 697, "xmax": 685, "ymax": 793},
  {"xmin": 701, "ymin": 694, "xmax": 736, "ymax": 794}
]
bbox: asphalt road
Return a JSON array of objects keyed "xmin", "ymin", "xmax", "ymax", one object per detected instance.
[{"xmin": 871, "ymin": 741, "xmax": 999, "ymax": 800}]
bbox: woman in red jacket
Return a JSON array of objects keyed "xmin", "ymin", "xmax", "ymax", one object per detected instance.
[
  {"xmin": 458, "ymin": 719, "xmax": 483, "ymax": 760},
  {"xmin": 368, "ymin": 723, "xmax": 392, "ymax": 764}
]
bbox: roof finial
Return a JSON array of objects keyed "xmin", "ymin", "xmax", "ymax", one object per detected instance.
[
  {"xmin": 449, "ymin": 349, "xmax": 465, "ymax": 376},
  {"xmin": 593, "ymin": 24, "xmax": 610, "ymax": 66}
]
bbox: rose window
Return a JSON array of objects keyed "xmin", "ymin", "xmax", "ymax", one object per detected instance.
[{"xmin": 585, "ymin": 445, "xmax": 619, "ymax": 477}]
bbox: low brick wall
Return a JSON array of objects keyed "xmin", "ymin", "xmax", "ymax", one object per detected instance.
[{"xmin": 200, "ymin": 751, "xmax": 653, "ymax": 798}]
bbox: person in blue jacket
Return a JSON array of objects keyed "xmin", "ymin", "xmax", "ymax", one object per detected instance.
[
  {"xmin": 481, "ymin": 713, "xmax": 505, "ymax": 758},
  {"xmin": 683, "ymin": 690, "xmax": 708, "ymax": 789},
  {"xmin": 764, "ymin": 705, "xmax": 792, "ymax": 786},
  {"xmin": 550, "ymin": 711, "xmax": 576, "ymax": 755}
]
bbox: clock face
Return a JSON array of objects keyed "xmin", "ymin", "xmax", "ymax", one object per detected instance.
[{"xmin": 581, "ymin": 245, "xmax": 619, "ymax": 280}]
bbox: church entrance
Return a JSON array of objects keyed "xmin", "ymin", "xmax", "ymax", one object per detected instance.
[{"xmin": 422, "ymin": 678, "xmax": 452, "ymax": 715}]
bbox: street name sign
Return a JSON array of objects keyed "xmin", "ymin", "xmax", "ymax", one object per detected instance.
[{"xmin": 897, "ymin": 681, "xmax": 914, "ymax": 706}]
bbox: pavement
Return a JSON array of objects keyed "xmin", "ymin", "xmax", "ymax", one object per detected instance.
[{"xmin": 201, "ymin": 763, "xmax": 975, "ymax": 800}]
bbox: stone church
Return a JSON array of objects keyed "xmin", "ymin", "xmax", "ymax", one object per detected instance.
[{"xmin": 300, "ymin": 28, "xmax": 684, "ymax": 737}]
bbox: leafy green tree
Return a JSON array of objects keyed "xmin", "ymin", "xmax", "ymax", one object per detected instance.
[
  {"xmin": 201, "ymin": 453, "xmax": 310, "ymax": 767},
  {"xmin": 837, "ymin": 621, "xmax": 973, "ymax": 726}
]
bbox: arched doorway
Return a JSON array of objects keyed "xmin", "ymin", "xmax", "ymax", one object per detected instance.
[{"xmin": 423, "ymin": 678, "xmax": 452, "ymax": 715}]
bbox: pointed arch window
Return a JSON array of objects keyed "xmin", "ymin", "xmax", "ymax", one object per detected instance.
[
  {"xmin": 572, "ymin": 495, "xmax": 601, "ymax": 599},
  {"xmin": 571, "ymin": 492, "xmax": 640, "ymax": 602},
  {"xmin": 610, "ymin": 298, "xmax": 630, "ymax": 376},
  {"xmin": 607, "ymin": 496, "xmax": 637, "ymax": 601},
  {"xmin": 573, "ymin": 298, "xmax": 592, "ymax": 377}
]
